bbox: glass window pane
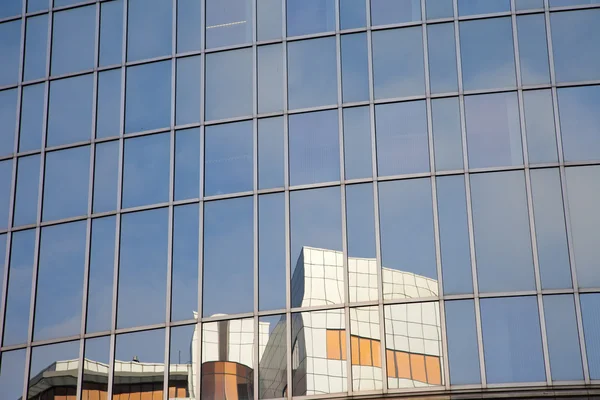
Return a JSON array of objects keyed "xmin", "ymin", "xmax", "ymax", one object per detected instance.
[
  {"xmin": 42, "ymin": 146, "xmax": 90, "ymax": 221},
  {"xmin": 372, "ymin": 27, "xmax": 425, "ymax": 99},
  {"xmin": 379, "ymin": 179, "xmax": 438, "ymax": 300},
  {"xmin": 0, "ymin": 20, "xmax": 21, "ymax": 87},
  {"xmin": 480, "ymin": 296, "xmax": 546, "ymax": 383},
  {"xmin": 371, "ymin": 0, "xmax": 421, "ymax": 26},
  {"xmin": 174, "ymin": 128, "xmax": 200, "ymax": 200},
  {"xmin": 118, "ymin": 209, "xmax": 168, "ymax": 328},
  {"xmin": 259, "ymin": 315, "xmax": 287, "ymax": 398},
  {"xmin": 428, "ymin": 23, "xmax": 458, "ymax": 94},
  {"xmin": 0, "ymin": 0, "xmax": 21, "ymax": 19},
  {"xmin": 289, "ymin": 110, "xmax": 340, "ymax": 186},
  {"xmin": 288, "ymin": 37, "xmax": 337, "ymax": 110},
  {"xmin": 543, "ymin": 295, "xmax": 584, "ymax": 381},
  {"xmin": 19, "ymin": 83, "xmax": 45, "ymax": 152},
  {"xmin": 96, "ymin": 69, "xmax": 121, "ymax": 139},
  {"xmin": 83, "ymin": 337, "xmax": 109, "ymax": 394},
  {"xmin": 565, "ymin": 166, "xmax": 600, "ymax": 288},
  {"xmin": 0, "ymin": 349, "xmax": 26, "ymax": 399},
  {"xmin": 350, "ymin": 306, "xmax": 383, "ymax": 391},
  {"xmin": 0, "ymin": 89, "xmax": 17, "ymax": 157},
  {"xmin": 286, "ymin": 0, "xmax": 335, "ymax": 37},
  {"xmin": 258, "ymin": 117, "xmax": 285, "ymax": 190},
  {"xmin": 437, "ymin": 175, "xmax": 472, "ymax": 295},
  {"xmin": 292, "ymin": 309, "xmax": 347, "ymax": 395},
  {"xmin": 465, "ymin": 92, "xmax": 523, "ymax": 169},
  {"xmin": 290, "ymin": 187, "xmax": 343, "ymax": 307},
  {"xmin": 205, "ymin": 48, "xmax": 252, "ymax": 121},
  {"xmin": 523, "ymin": 89, "xmax": 558, "ymax": 164},
  {"xmin": 551, "ymin": 0, "xmax": 600, "ymax": 5},
  {"xmin": 343, "ymin": 106, "xmax": 372, "ymax": 180},
  {"xmin": 258, "ymin": 0, "xmax": 283, "ymax": 41},
  {"xmin": 432, "ymin": 97, "xmax": 462, "ymax": 171},
  {"xmin": 27, "ymin": 0, "xmax": 48, "ymax": 12},
  {"xmin": 114, "ymin": 329, "xmax": 165, "ymax": 392},
  {"xmin": 530, "ymin": 168, "xmax": 572, "ymax": 289},
  {"xmin": 24, "ymin": 15, "xmax": 47, "ymax": 81},
  {"xmin": 3, "ymin": 230, "xmax": 35, "ymax": 346},
  {"xmin": 426, "ymin": 0, "xmax": 453, "ymax": 19},
  {"xmin": 125, "ymin": 60, "xmax": 171, "ymax": 134},
  {"xmin": 122, "ymin": 133, "xmax": 170, "ymax": 208},
  {"xmin": 0, "ymin": 161, "xmax": 9, "ymax": 228},
  {"xmin": 551, "ymin": 9, "xmax": 600, "ymax": 83},
  {"xmin": 176, "ymin": 55, "xmax": 201, "ymax": 125},
  {"xmin": 516, "ymin": 0, "xmax": 544, "ymax": 9},
  {"xmin": 47, "ymin": 74, "xmax": 94, "ymax": 147},
  {"xmin": 458, "ymin": 0, "xmax": 510, "ymax": 15},
  {"xmin": 204, "ymin": 121, "xmax": 253, "ymax": 196},
  {"xmin": 259, "ymin": 193, "xmax": 286, "ymax": 311},
  {"xmin": 86, "ymin": 216, "xmax": 115, "ymax": 333},
  {"xmin": 517, "ymin": 14, "xmax": 550, "ymax": 86},
  {"xmin": 177, "ymin": 0, "xmax": 201, "ymax": 53},
  {"xmin": 169, "ymin": 325, "xmax": 196, "ymax": 398},
  {"xmin": 29, "ymin": 341, "xmax": 79, "ymax": 397},
  {"xmin": 258, "ymin": 44, "xmax": 284, "ymax": 114},
  {"xmin": 0, "ymin": 234, "xmax": 5, "ymax": 299},
  {"xmin": 206, "ymin": 0, "xmax": 252, "ymax": 48},
  {"xmin": 470, "ymin": 171, "xmax": 535, "ymax": 293},
  {"xmin": 172, "ymin": 204, "xmax": 199, "ymax": 322},
  {"xmin": 203, "ymin": 197, "xmax": 254, "ymax": 316},
  {"xmin": 340, "ymin": 0, "xmax": 366, "ymax": 29},
  {"xmin": 13, "ymin": 155, "xmax": 39, "ymax": 227},
  {"xmin": 34, "ymin": 221, "xmax": 86, "ymax": 341},
  {"xmin": 445, "ymin": 300, "xmax": 480, "ymax": 385},
  {"xmin": 346, "ymin": 183, "xmax": 377, "ymax": 303},
  {"xmin": 51, "ymin": 5, "xmax": 95, "ymax": 76},
  {"xmin": 99, "ymin": 0, "xmax": 123, "ymax": 67},
  {"xmin": 580, "ymin": 293, "xmax": 600, "ymax": 379},
  {"xmin": 460, "ymin": 18, "xmax": 516, "ymax": 91},
  {"xmin": 93, "ymin": 141, "xmax": 119, "ymax": 213},
  {"xmin": 341, "ymin": 33, "xmax": 369, "ymax": 103},
  {"xmin": 558, "ymin": 85, "xmax": 600, "ymax": 162},
  {"xmin": 127, "ymin": 0, "xmax": 172, "ymax": 61},
  {"xmin": 375, "ymin": 100, "xmax": 429, "ymax": 176}
]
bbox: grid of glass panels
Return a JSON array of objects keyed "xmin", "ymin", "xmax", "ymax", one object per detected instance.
[{"xmin": 1, "ymin": 0, "xmax": 600, "ymax": 399}]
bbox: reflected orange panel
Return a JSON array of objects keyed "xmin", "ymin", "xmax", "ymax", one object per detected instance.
[
  {"xmin": 425, "ymin": 355, "xmax": 442, "ymax": 385},
  {"xmin": 130, "ymin": 385, "xmax": 142, "ymax": 400},
  {"xmin": 100, "ymin": 390, "xmax": 108, "ymax": 400},
  {"xmin": 224, "ymin": 374, "xmax": 238, "ymax": 400},
  {"xmin": 152, "ymin": 388, "xmax": 162, "ymax": 400},
  {"xmin": 214, "ymin": 373, "xmax": 225, "ymax": 400},
  {"xmin": 410, "ymin": 354, "xmax": 427, "ymax": 383},
  {"xmin": 224, "ymin": 362, "xmax": 237, "ymax": 375},
  {"xmin": 386, "ymin": 349, "xmax": 396, "ymax": 378},
  {"xmin": 340, "ymin": 331, "xmax": 347, "ymax": 361},
  {"xmin": 372, "ymin": 340, "xmax": 381, "ymax": 367},
  {"xmin": 359, "ymin": 338, "xmax": 372, "ymax": 366},
  {"xmin": 351, "ymin": 336, "xmax": 359, "ymax": 365},
  {"xmin": 396, "ymin": 351, "xmax": 411, "ymax": 379},
  {"xmin": 326, "ymin": 329, "xmax": 342, "ymax": 360}
]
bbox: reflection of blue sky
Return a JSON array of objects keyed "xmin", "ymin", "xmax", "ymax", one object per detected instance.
[
  {"xmin": 580, "ymin": 293, "xmax": 600, "ymax": 379},
  {"xmin": 0, "ymin": 19, "xmax": 20, "ymax": 87},
  {"xmin": 458, "ymin": 0, "xmax": 510, "ymax": 15},
  {"xmin": 87, "ymin": 216, "xmax": 115, "ymax": 334},
  {"xmin": 30, "ymin": 340, "xmax": 79, "ymax": 379},
  {"xmin": 0, "ymin": 160, "xmax": 11, "ymax": 229},
  {"xmin": 170, "ymin": 324, "xmax": 195, "ymax": 364},
  {"xmin": 558, "ymin": 85, "xmax": 600, "ymax": 162},
  {"xmin": 0, "ymin": 0, "xmax": 21, "ymax": 19},
  {"xmin": 370, "ymin": 0, "xmax": 421, "ymax": 26},
  {"xmin": 127, "ymin": 0, "xmax": 172, "ymax": 62},
  {"xmin": 523, "ymin": 90, "xmax": 558, "ymax": 164},
  {"xmin": 258, "ymin": 43, "xmax": 284, "ymax": 114},
  {"xmin": 175, "ymin": 128, "xmax": 201, "ymax": 201},
  {"xmin": 23, "ymin": 14, "xmax": 47, "ymax": 81},
  {"xmin": 19, "ymin": 83, "xmax": 45, "ymax": 152},
  {"xmin": 93, "ymin": 141, "xmax": 119, "ymax": 213},
  {"xmin": 258, "ymin": 117, "xmax": 285, "ymax": 190},
  {"xmin": 176, "ymin": 56, "xmax": 201, "ymax": 126},
  {"xmin": 340, "ymin": 0, "xmax": 366, "ymax": 29},
  {"xmin": 0, "ymin": 348, "xmax": 26, "ymax": 400},
  {"xmin": 444, "ymin": 300, "xmax": 481, "ymax": 385},
  {"xmin": 516, "ymin": 14, "xmax": 550, "ymax": 86},
  {"xmin": 341, "ymin": 33, "xmax": 369, "ymax": 103},
  {"xmin": 172, "ymin": 204, "xmax": 199, "ymax": 322},
  {"xmin": 99, "ymin": 0, "xmax": 123, "ymax": 67},
  {"xmin": 257, "ymin": 0, "xmax": 283, "ymax": 41},
  {"xmin": 206, "ymin": 0, "xmax": 252, "ymax": 48},
  {"xmin": 431, "ymin": 97, "xmax": 463, "ymax": 171},
  {"xmin": 51, "ymin": 5, "xmax": 95, "ymax": 76},
  {"xmin": 85, "ymin": 336, "xmax": 110, "ymax": 365},
  {"xmin": 0, "ymin": 88, "xmax": 17, "ymax": 156},
  {"xmin": 517, "ymin": 0, "xmax": 545, "ymax": 9},
  {"xmin": 426, "ymin": 0, "xmax": 453, "ymax": 18},
  {"xmin": 13, "ymin": 155, "xmax": 40, "ymax": 227},
  {"xmin": 259, "ymin": 193, "xmax": 286, "ymax": 311},
  {"xmin": 0, "ymin": 234, "xmax": 5, "ymax": 290},
  {"xmin": 427, "ymin": 23, "xmax": 458, "ymax": 94},
  {"xmin": 343, "ymin": 106, "xmax": 372, "ymax": 180},
  {"xmin": 116, "ymin": 329, "xmax": 164, "ymax": 364},
  {"xmin": 286, "ymin": 0, "xmax": 335, "ymax": 36},
  {"xmin": 177, "ymin": 0, "xmax": 202, "ymax": 52},
  {"xmin": 96, "ymin": 69, "xmax": 121, "ymax": 139},
  {"xmin": 346, "ymin": 183, "xmax": 376, "ymax": 259}
]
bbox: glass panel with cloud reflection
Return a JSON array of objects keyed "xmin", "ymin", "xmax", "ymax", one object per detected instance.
[
  {"xmin": 370, "ymin": 0, "xmax": 421, "ymax": 26},
  {"xmin": 93, "ymin": 141, "xmax": 119, "ymax": 214},
  {"xmin": 175, "ymin": 128, "xmax": 201, "ymax": 201},
  {"xmin": 206, "ymin": 0, "xmax": 252, "ymax": 49},
  {"xmin": 425, "ymin": 0, "xmax": 453, "ymax": 19},
  {"xmin": 258, "ymin": 0, "xmax": 283, "ymax": 41},
  {"xmin": 286, "ymin": 0, "xmax": 335, "ymax": 37},
  {"xmin": 431, "ymin": 97, "xmax": 463, "ymax": 172},
  {"xmin": 523, "ymin": 89, "xmax": 558, "ymax": 164},
  {"xmin": 341, "ymin": 33, "xmax": 369, "ymax": 104},
  {"xmin": 517, "ymin": 14, "xmax": 550, "ymax": 86},
  {"xmin": 343, "ymin": 106, "xmax": 372, "ymax": 180},
  {"xmin": 580, "ymin": 293, "xmax": 600, "ymax": 379},
  {"xmin": 558, "ymin": 85, "xmax": 600, "ymax": 163},
  {"xmin": 51, "ymin": 5, "xmax": 95, "ymax": 76},
  {"xmin": 176, "ymin": 56, "xmax": 201, "ymax": 126},
  {"xmin": 258, "ymin": 43, "xmax": 284, "ymax": 114},
  {"xmin": 258, "ymin": 117, "xmax": 285, "ymax": 190},
  {"xmin": 427, "ymin": 23, "xmax": 458, "ymax": 94}
]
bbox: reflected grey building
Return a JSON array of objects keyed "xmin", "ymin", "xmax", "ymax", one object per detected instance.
[{"xmin": 1, "ymin": 0, "xmax": 600, "ymax": 399}]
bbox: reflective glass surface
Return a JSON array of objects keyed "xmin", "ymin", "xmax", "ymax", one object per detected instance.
[
  {"xmin": 427, "ymin": 23, "xmax": 458, "ymax": 94},
  {"xmin": 350, "ymin": 306, "xmax": 382, "ymax": 391},
  {"xmin": 432, "ymin": 97, "xmax": 463, "ymax": 171},
  {"xmin": 343, "ymin": 106, "xmax": 372, "ymax": 180},
  {"xmin": 258, "ymin": 0, "xmax": 283, "ymax": 41},
  {"xmin": 0, "ymin": 161, "xmax": 10, "ymax": 230},
  {"xmin": 114, "ymin": 329, "xmax": 165, "ymax": 393},
  {"xmin": 517, "ymin": 14, "xmax": 551, "ymax": 86},
  {"xmin": 445, "ymin": 300, "xmax": 480, "ymax": 385},
  {"xmin": 99, "ymin": 0, "xmax": 123, "ymax": 67},
  {"xmin": 13, "ymin": 155, "xmax": 40, "ymax": 227},
  {"xmin": 0, "ymin": 89, "xmax": 17, "ymax": 157},
  {"xmin": 259, "ymin": 314, "xmax": 287, "ymax": 398},
  {"xmin": 206, "ymin": 0, "xmax": 252, "ymax": 48},
  {"xmin": 516, "ymin": 0, "xmax": 544, "ymax": 8},
  {"xmin": 259, "ymin": 193, "xmax": 286, "ymax": 311},
  {"xmin": 523, "ymin": 89, "xmax": 558, "ymax": 164},
  {"xmin": 176, "ymin": 56, "xmax": 201, "ymax": 126},
  {"xmin": 19, "ymin": 83, "xmax": 45, "ymax": 152},
  {"xmin": 51, "ymin": 5, "xmax": 95, "ymax": 76},
  {"xmin": 28, "ymin": 0, "xmax": 49, "ymax": 12},
  {"xmin": 172, "ymin": 204, "xmax": 199, "ymax": 322},
  {"xmin": 426, "ymin": 0, "xmax": 454, "ymax": 19},
  {"xmin": 93, "ymin": 141, "xmax": 119, "ymax": 213},
  {"xmin": 177, "ymin": 0, "xmax": 202, "ymax": 53},
  {"xmin": 83, "ymin": 336, "xmax": 110, "ymax": 394},
  {"xmin": 287, "ymin": 0, "xmax": 335, "ymax": 36},
  {"xmin": 29, "ymin": 341, "xmax": 79, "ymax": 398},
  {"xmin": 0, "ymin": 349, "xmax": 26, "ymax": 400},
  {"xmin": 169, "ymin": 324, "xmax": 196, "ymax": 397},
  {"xmin": 341, "ymin": 33, "xmax": 369, "ymax": 103},
  {"xmin": 580, "ymin": 293, "xmax": 600, "ymax": 379},
  {"xmin": 258, "ymin": 117, "xmax": 285, "ymax": 189},
  {"xmin": 551, "ymin": 0, "xmax": 600, "ymax": 5},
  {"xmin": 96, "ymin": 68, "xmax": 121, "ymax": 139},
  {"xmin": 174, "ymin": 128, "xmax": 201, "ymax": 200},
  {"xmin": 258, "ymin": 44, "xmax": 284, "ymax": 114},
  {"xmin": 0, "ymin": 20, "xmax": 21, "ymax": 87},
  {"xmin": 558, "ymin": 85, "xmax": 600, "ymax": 162},
  {"xmin": 23, "ymin": 15, "xmax": 47, "ymax": 81},
  {"xmin": 0, "ymin": 0, "xmax": 21, "ymax": 19},
  {"xmin": 371, "ymin": 0, "xmax": 421, "ymax": 26},
  {"xmin": 127, "ymin": 0, "xmax": 172, "ymax": 62},
  {"xmin": 458, "ymin": 0, "xmax": 510, "ymax": 15},
  {"xmin": 340, "ymin": 0, "xmax": 366, "ymax": 29}
]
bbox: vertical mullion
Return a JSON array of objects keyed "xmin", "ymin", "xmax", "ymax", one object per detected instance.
[{"xmin": 253, "ymin": 1, "xmax": 260, "ymax": 397}]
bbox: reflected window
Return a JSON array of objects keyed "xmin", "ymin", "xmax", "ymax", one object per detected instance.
[
  {"xmin": 428, "ymin": 23, "xmax": 458, "ymax": 94},
  {"xmin": 176, "ymin": 56, "xmax": 201, "ymax": 126},
  {"xmin": 259, "ymin": 193, "xmax": 286, "ymax": 311},
  {"xmin": 286, "ymin": 0, "xmax": 335, "ymax": 37},
  {"xmin": 458, "ymin": 0, "xmax": 510, "ymax": 15},
  {"xmin": 29, "ymin": 341, "xmax": 79, "ymax": 399},
  {"xmin": 170, "ymin": 325, "xmax": 197, "ymax": 398},
  {"xmin": 99, "ymin": 0, "xmax": 123, "ymax": 67},
  {"xmin": 371, "ymin": 0, "xmax": 421, "ymax": 26},
  {"xmin": 258, "ymin": 117, "xmax": 285, "ymax": 190},
  {"xmin": 19, "ymin": 83, "xmax": 45, "ymax": 152},
  {"xmin": 0, "ymin": 19, "xmax": 21, "ymax": 87},
  {"xmin": 517, "ymin": 14, "xmax": 550, "ymax": 86},
  {"xmin": 177, "ymin": 0, "xmax": 202, "ymax": 53},
  {"xmin": 0, "ymin": 349, "xmax": 26, "ymax": 400},
  {"xmin": 175, "ymin": 128, "xmax": 201, "ymax": 201},
  {"xmin": 558, "ymin": 85, "xmax": 600, "ymax": 162},
  {"xmin": 259, "ymin": 315, "xmax": 288, "ymax": 399},
  {"xmin": 93, "ymin": 141, "xmax": 119, "ymax": 213},
  {"xmin": 24, "ymin": 15, "xmax": 47, "ymax": 81},
  {"xmin": 13, "ymin": 155, "xmax": 40, "ymax": 227},
  {"xmin": 0, "ymin": 160, "xmax": 11, "ymax": 230},
  {"xmin": 127, "ymin": 0, "xmax": 172, "ymax": 61},
  {"xmin": 343, "ymin": 106, "xmax": 372, "ymax": 180},
  {"xmin": 258, "ymin": 0, "xmax": 283, "ymax": 41},
  {"xmin": 432, "ymin": 97, "xmax": 463, "ymax": 171},
  {"xmin": 445, "ymin": 300, "xmax": 480, "ymax": 385},
  {"xmin": 51, "ymin": 5, "xmax": 95, "ymax": 76},
  {"xmin": 350, "ymin": 306, "xmax": 383, "ymax": 391},
  {"xmin": 426, "ymin": 0, "xmax": 453, "ymax": 19},
  {"xmin": 258, "ymin": 44, "xmax": 284, "ymax": 114},
  {"xmin": 96, "ymin": 69, "xmax": 122, "ymax": 139},
  {"xmin": 340, "ymin": 0, "xmax": 366, "ymax": 29},
  {"xmin": 172, "ymin": 204, "xmax": 199, "ymax": 322},
  {"xmin": 523, "ymin": 89, "xmax": 558, "ymax": 164},
  {"xmin": 83, "ymin": 337, "xmax": 110, "ymax": 396},
  {"xmin": 206, "ymin": 0, "xmax": 252, "ymax": 48},
  {"xmin": 0, "ymin": 89, "xmax": 17, "ymax": 157},
  {"xmin": 341, "ymin": 33, "xmax": 369, "ymax": 103},
  {"xmin": 580, "ymin": 293, "xmax": 600, "ymax": 379},
  {"xmin": 289, "ymin": 110, "xmax": 340, "ymax": 186}
]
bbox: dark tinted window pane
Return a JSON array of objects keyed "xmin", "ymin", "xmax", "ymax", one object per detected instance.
[
  {"xmin": 174, "ymin": 128, "xmax": 200, "ymax": 200},
  {"xmin": 523, "ymin": 89, "xmax": 558, "ymax": 164},
  {"xmin": 0, "ymin": 89, "xmax": 17, "ymax": 157},
  {"xmin": 543, "ymin": 295, "xmax": 583, "ymax": 381},
  {"xmin": 343, "ymin": 106, "xmax": 372, "ymax": 180},
  {"xmin": 432, "ymin": 97, "xmax": 463, "ymax": 171},
  {"xmin": 288, "ymin": 37, "xmax": 337, "ymax": 110},
  {"xmin": 558, "ymin": 85, "xmax": 600, "ymax": 162},
  {"xmin": 205, "ymin": 48, "xmax": 253, "ymax": 121},
  {"xmin": 0, "ymin": 349, "xmax": 26, "ymax": 399},
  {"xmin": 43, "ymin": 146, "xmax": 90, "ymax": 221},
  {"xmin": 437, "ymin": 175, "xmax": 472, "ymax": 295},
  {"xmin": 517, "ymin": 14, "xmax": 550, "ymax": 86},
  {"xmin": 551, "ymin": 9, "xmax": 600, "ymax": 83},
  {"xmin": 340, "ymin": 0, "xmax": 366, "ymax": 29},
  {"xmin": 426, "ymin": 0, "xmax": 453, "ymax": 19},
  {"xmin": 3, "ymin": 230, "xmax": 35, "ymax": 346},
  {"xmin": 29, "ymin": 341, "xmax": 79, "ymax": 397},
  {"xmin": 176, "ymin": 55, "xmax": 201, "ymax": 125},
  {"xmin": 428, "ymin": 23, "xmax": 458, "ymax": 94},
  {"xmin": 114, "ymin": 329, "xmax": 164, "ymax": 389},
  {"xmin": 0, "ymin": 20, "xmax": 21, "ymax": 86},
  {"xmin": 122, "ymin": 133, "xmax": 170, "ymax": 208},
  {"xmin": 34, "ymin": 221, "xmax": 86, "ymax": 341},
  {"xmin": 516, "ymin": 0, "xmax": 544, "ymax": 8},
  {"xmin": 258, "ymin": 117, "xmax": 284, "ymax": 190},
  {"xmin": 83, "ymin": 337, "xmax": 109, "ymax": 393},
  {"xmin": 258, "ymin": 0, "xmax": 283, "ymax": 41},
  {"xmin": 19, "ymin": 83, "xmax": 45, "ymax": 152},
  {"xmin": 203, "ymin": 197, "xmax": 254, "ymax": 316},
  {"xmin": 480, "ymin": 296, "xmax": 546, "ymax": 383},
  {"xmin": 125, "ymin": 60, "xmax": 171, "ymax": 133},
  {"xmin": 290, "ymin": 187, "xmax": 342, "ymax": 307},
  {"xmin": 204, "ymin": 121, "xmax": 253, "ymax": 196},
  {"xmin": 0, "ymin": 161, "xmax": 11, "ymax": 230},
  {"xmin": 460, "ymin": 18, "xmax": 516, "ymax": 91},
  {"xmin": 259, "ymin": 315, "xmax": 287, "ymax": 398},
  {"xmin": 13, "ymin": 155, "xmax": 39, "ymax": 227},
  {"xmin": 289, "ymin": 110, "xmax": 340, "ymax": 186},
  {"xmin": 465, "ymin": 92, "xmax": 523, "ymax": 169},
  {"xmin": 458, "ymin": 0, "xmax": 510, "ymax": 15},
  {"xmin": 47, "ymin": 74, "xmax": 94, "ymax": 147},
  {"xmin": 259, "ymin": 193, "xmax": 286, "ymax": 311},
  {"xmin": 530, "ymin": 168, "xmax": 572, "ymax": 289},
  {"xmin": 258, "ymin": 44, "xmax": 284, "ymax": 114},
  {"xmin": 0, "ymin": 0, "xmax": 21, "ymax": 19},
  {"xmin": 93, "ymin": 141, "xmax": 119, "ymax": 213},
  {"xmin": 379, "ymin": 179, "xmax": 438, "ymax": 300},
  {"xmin": 127, "ymin": 0, "xmax": 172, "ymax": 61},
  {"xmin": 206, "ymin": 0, "xmax": 252, "ymax": 48},
  {"xmin": 341, "ymin": 33, "xmax": 369, "ymax": 103},
  {"xmin": 372, "ymin": 27, "xmax": 425, "ymax": 99},
  {"xmin": 99, "ymin": 0, "xmax": 123, "ymax": 67},
  {"xmin": 371, "ymin": 0, "xmax": 421, "ymax": 26},
  {"xmin": 177, "ymin": 0, "xmax": 201, "ymax": 53},
  {"xmin": 86, "ymin": 216, "xmax": 115, "ymax": 333},
  {"xmin": 51, "ymin": 5, "xmax": 95, "ymax": 76},
  {"xmin": 96, "ymin": 69, "xmax": 121, "ymax": 139},
  {"xmin": 286, "ymin": 0, "xmax": 335, "ymax": 36},
  {"xmin": 471, "ymin": 171, "xmax": 535, "ymax": 293},
  {"xmin": 445, "ymin": 300, "xmax": 480, "ymax": 384},
  {"xmin": 580, "ymin": 293, "xmax": 600, "ymax": 379},
  {"xmin": 172, "ymin": 204, "xmax": 199, "ymax": 321},
  {"xmin": 24, "ymin": 15, "xmax": 47, "ymax": 81},
  {"xmin": 118, "ymin": 209, "xmax": 168, "ymax": 328},
  {"xmin": 375, "ymin": 100, "xmax": 429, "ymax": 176}
]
